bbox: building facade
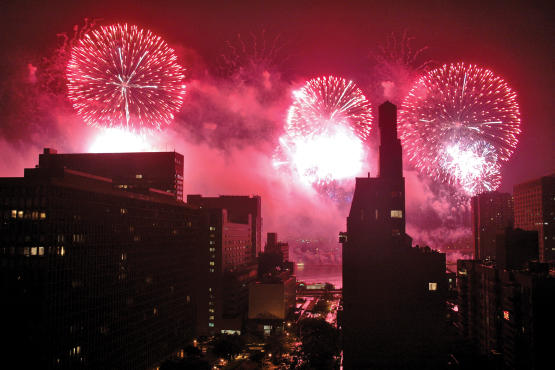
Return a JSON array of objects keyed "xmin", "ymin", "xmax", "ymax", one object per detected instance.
[
  {"xmin": 0, "ymin": 160, "xmax": 197, "ymax": 370},
  {"xmin": 513, "ymin": 174, "xmax": 555, "ymax": 262},
  {"xmin": 471, "ymin": 191, "xmax": 514, "ymax": 260},
  {"xmin": 341, "ymin": 102, "xmax": 446, "ymax": 369},
  {"xmin": 187, "ymin": 195, "xmax": 262, "ymax": 260},
  {"xmin": 39, "ymin": 148, "xmax": 184, "ymax": 201}
]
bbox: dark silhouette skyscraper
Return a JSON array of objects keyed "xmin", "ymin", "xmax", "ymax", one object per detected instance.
[{"xmin": 342, "ymin": 102, "xmax": 446, "ymax": 369}]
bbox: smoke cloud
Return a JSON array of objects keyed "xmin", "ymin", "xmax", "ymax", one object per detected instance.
[{"xmin": 0, "ymin": 26, "xmax": 471, "ymax": 265}]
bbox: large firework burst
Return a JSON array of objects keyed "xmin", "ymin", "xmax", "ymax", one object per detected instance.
[
  {"xmin": 275, "ymin": 76, "xmax": 373, "ymax": 187},
  {"xmin": 399, "ymin": 62, "xmax": 521, "ymax": 195},
  {"xmin": 67, "ymin": 23, "xmax": 186, "ymax": 132}
]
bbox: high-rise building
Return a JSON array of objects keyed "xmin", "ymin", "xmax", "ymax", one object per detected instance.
[
  {"xmin": 38, "ymin": 148, "xmax": 184, "ymax": 200},
  {"xmin": 513, "ymin": 174, "xmax": 555, "ymax": 262},
  {"xmin": 187, "ymin": 195, "xmax": 262, "ymax": 260},
  {"xmin": 457, "ymin": 259, "xmax": 554, "ymax": 369},
  {"xmin": 471, "ymin": 191, "xmax": 514, "ymax": 260},
  {"xmin": 341, "ymin": 102, "xmax": 446, "ymax": 369},
  {"xmin": 265, "ymin": 232, "xmax": 289, "ymax": 261},
  {"xmin": 187, "ymin": 197, "xmax": 258, "ymax": 336},
  {"xmin": 0, "ymin": 155, "xmax": 197, "ymax": 370}
]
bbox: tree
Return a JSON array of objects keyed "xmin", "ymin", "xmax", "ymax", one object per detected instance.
[
  {"xmin": 299, "ymin": 318, "xmax": 340, "ymax": 369},
  {"xmin": 212, "ymin": 334, "xmax": 246, "ymax": 360}
]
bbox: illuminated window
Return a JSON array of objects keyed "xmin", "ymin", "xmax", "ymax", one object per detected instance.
[
  {"xmin": 18, "ymin": 210, "xmax": 24, "ymax": 218},
  {"xmin": 209, "ymin": 261, "xmax": 215, "ymax": 266},
  {"xmin": 428, "ymin": 282, "xmax": 438, "ymax": 291},
  {"xmin": 209, "ymin": 268, "xmax": 215, "ymax": 273},
  {"xmin": 209, "ymin": 308, "xmax": 215, "ymax": 313},
  {"xmin": 120, "ymin": 208, "xmax": 127, "ymax": 215},
  {"xmin": 31, "ymin": 247, "xmax": 37, "ymax": 256},
  {"xmin": 38, "ymin": 247, "xmax": 44, "ymax": 256},
  {"xmin": 208, "ymin": 323, "xmax": 214, "ymax": 327},
  {"xmin": 11, "ymin": 210, "xmax": 17, "ymax": 218},
  {"xmin": 39, "ymin": 212, "xmax": 46, "ymax": 219},
  {"xmin": 135, "ymin": 174, "xmax": 143, "ymax": 179},
  {"xmin": 209, "ymin": 226, "xmax": 216, "ymax": 231},
  {"xmin": 209, "ymin": 315, "xmax": 215, "ymax": 320},
  {"xmin": 391, "ymin": 210, "xmax": 403, "ymax": 218},
  {"xmin": 503, "ymin": 310, "xmax": 510, "ymax": 321},
  {"xmin": 209, "ymin": 247, "xmax": 216, "ymax": 252}
]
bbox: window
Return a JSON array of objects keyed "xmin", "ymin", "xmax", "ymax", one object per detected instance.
[
  {"xmin": 135, "ymin": 174, "xmax": 143, "ymax": 179},
  {"xmin": 39, "ymin": 212, "xmax": 46, "ymax": 219},
  {"xmin": 208, "ymin": 323, "xmax": 214, "ymax": 327},
  {"xmin": 11, "ymin": 210, "xmax": 17, "ymax": 218},
  {"xmin": 209, "ymin": 226, "xmax": 216, "ymax": 231},
  {"xmin": 391, "ymin": 210, "xmax": 403, "ymax": 218},
  {"xmin": 428, "ymin": 282, "xmax": 437, "ymax": 291},
  {"xmin": 503, "ymin": 310, "xmax": 510, "ymax": 321}
]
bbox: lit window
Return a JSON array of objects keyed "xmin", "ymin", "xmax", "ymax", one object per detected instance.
[
  {"xmin": 209, "ymin": 247, "xmax": 215, "ymax": 252},
  {"xmin": 208, "ymin": 323, "xmax": 214, "ymax": 327},
  {"xmin": 209, "ymin": 261, "xmax": 215, "ymax": 266},
  {"xmin": 120, "ymin": 208, "xmax": 127, "ymax": 215},
  {"xmin": 391, "ymin": 210, "xmax": 403, "ymax": 218},
  {"xmin": 209, "ymin": 226, "xmax": 216, "ymax": 231},
  {"xmin": 428, "ymin": 282, "xmax": 437, "ymax": 291},
  {"xmin": 31, "ymin": 247, "xmax": 37, "ymax": 256},
  {"xmin": 209, "ymin": 241, "xmax": 215, "ymax": 245},
  {"xmin": 11, "ymin": 210, "xmax": 17, "ymax": 218},
  {"xmin": 38, "ymin": 247, "xmax": 44, "ymax": 256},
  {"xmin": 135, "ymin": 174, "xmax": 143, "ymax": 179},
  {"xmin": 209, "ymin": 315, "xmax": 215, "ymax": 320},
  {"xmin": 39, "ymin": 212, "xmax": 46, "ymax": 219},
  {"xmin": 18, "ymin": 210, "xmax": 24, "ymax": 218},
  {"xmin": 209, "ymin": 308, "xmax": 215, "ymax": 313}
]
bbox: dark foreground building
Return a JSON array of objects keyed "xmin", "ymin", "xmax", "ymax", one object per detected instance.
[
  {"xmin": 457, "ymin": 239, "xmax": 554, "ymax": 369},
  {"xmin": 0, "ymin": 153, "xmax": 197, "ymax": 369},
  {"xmin": 38, "ymin": 148, "xmax": 184, "ymax": 200},
  {"xmin": 341, "ymin": 102, "xmax": 446, "ymax": 369}
]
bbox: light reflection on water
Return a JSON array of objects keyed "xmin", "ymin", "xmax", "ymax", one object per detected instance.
[{"xmin": 295, "ymin": 264, "xmax": 342, "ymax": 289}]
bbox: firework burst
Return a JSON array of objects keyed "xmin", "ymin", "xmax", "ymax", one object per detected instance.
[
  {"xmin": 399, "ymin": 62, "xmax": 521, "ymax": 195},
  {"xmin": 67, "ymin": 23, "xmax": 186, "ymax": 132},
  {"xmin": 275, "ymin": 76, "xmax": 373, "ymax": 187}
]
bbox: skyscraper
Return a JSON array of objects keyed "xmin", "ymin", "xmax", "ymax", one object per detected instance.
[
  {"xmin": 471, "ymin": 191, "xmax": 514, "ymax": 260},
  {"xmin": 187, "ymin": 195, "xmax": 262, "ymax": 260},
  {"xmin": 513, "ymin": 174, "xmax": 555, "ymax": 262},
  {"xmin": 0, "ymin": 153, "xmax": 197, "ymax": 370},
  {"xmin": 341, "ymin": 102, "xmax": 446, "ymax": 369}
]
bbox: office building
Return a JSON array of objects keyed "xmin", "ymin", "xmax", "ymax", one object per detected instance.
[
  {"xmin": 265, "ymin": 232, "xmax": 290, "ymax": 261},
  {"xmin": 0, "ymin": 153, "xmax": 197, "ymax": 370},
  {"xmin": 187, "ymin": 195, "xmax": 262, "ymax": 260},
  {"xmin": 188, "ymin": 201, "xmax": 257, "ymax": 336},
  {"xmin": 38, "ymin": 148, "xmax": 184, "ymax": 200},
  {"xmin": 513, "ymin": 174, "xmax": 555, "ymax": 262},
  {"xmin": 341, "ymin": 102, "xmax": 446, "ymax": 369},
  {"xmin": 471, "ymin": 191, "xmax": 514, "ymax": 260},
  {"xmin": 457, "ymin": 258, "xmax": 554, "ymax": 369}
]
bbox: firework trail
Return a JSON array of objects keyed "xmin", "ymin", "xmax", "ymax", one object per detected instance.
[
  {"xmin": 67, "ymin": 24, "xmax": 186, "ymax": 132},
  {"xmin": 371, "ymin": 31, "xmax": 434, "ymax": 102},
  {"xmin": 399, "ymin": 62, "xmax": 521, "ymax": 195},
  {"xmin": 275, "ymin": 76, "xmax": 373, "ymax": 188}
]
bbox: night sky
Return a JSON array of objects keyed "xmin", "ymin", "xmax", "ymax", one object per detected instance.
[{"xmin": 0, "ymin": 0, "xmax": 553, "ymax": 254}]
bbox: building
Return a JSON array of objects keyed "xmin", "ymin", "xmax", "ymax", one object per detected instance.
[
  {"xmin": 265, "ymin": 232, "xmax": 289, "ymax": 262},
  {"xmin": 38, "ymin": 148, "xmax": 184, "ymax": 200},
  {"xmin": 0, "ymin": 154, "xmax": 197, "ymax": 370},
  {"xmin": 187, "ymin": 195, "xmax": 262, "ymax": 260},
  {"xmin": 248, "ymin": 272, "xmax": 296, "ymax": 335},
  {"xmin": 341, "ymin": 102, "xmax": 446, "ymax": 369},
  {"xmin": 471, "ymin": 191, "xmax": 514, "ymax": 260},
  {"xmin": 496, "ymin": 228, "xmax": 539, "ymax": 270},
  {"xmin": 513, "ymin": 174, "xmax": 555, "ymax": 262},
  {"xmin": 457, "ymin": 258, "xmax": 554, "ymax": 369},
  {"xmin": 188, "ymin": 202, "xmax": 257, "ymax": 336}
]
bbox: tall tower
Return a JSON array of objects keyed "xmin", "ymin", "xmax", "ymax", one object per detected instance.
[{"xmin": 341, "ymin": 102, "xmax": 446, "ymax": 369}]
